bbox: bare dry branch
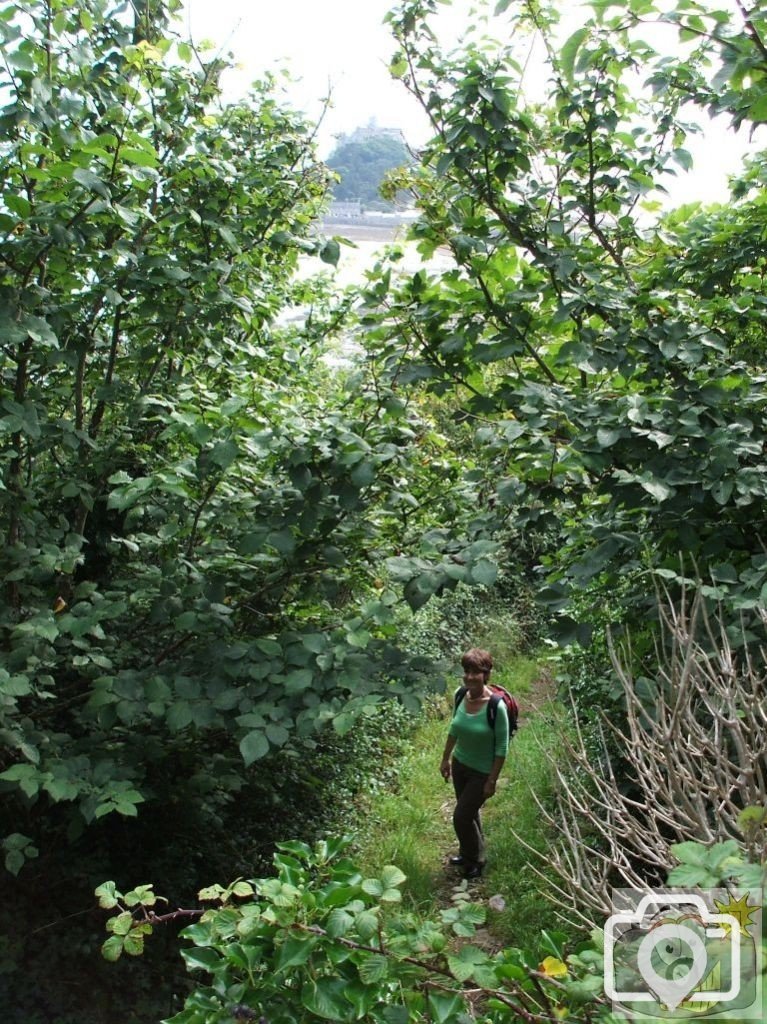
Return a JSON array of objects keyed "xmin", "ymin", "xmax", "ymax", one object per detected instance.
[{"xmin": 515, "ymin": 589, "xmax": 767, "ymax": 923}]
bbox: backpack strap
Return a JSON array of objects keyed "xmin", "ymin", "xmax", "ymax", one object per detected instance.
[
  {"xmin": 486, "ymin": 693, "xmax": 502, "ymax": 731},
  {"xmin": 455, "ymin": 687, "xmax": 502, "ymax": 731}
]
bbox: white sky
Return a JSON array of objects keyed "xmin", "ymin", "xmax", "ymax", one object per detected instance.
[
  {"xmin": 182, "ymin": 0, "xmax": 757, "ymax": 203},
  {"xmin": 183, "ymin": 0, "xmax": 445, "ymax": 152}
]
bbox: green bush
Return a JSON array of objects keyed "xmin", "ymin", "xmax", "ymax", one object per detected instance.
[
  {"xmin": 0, "ymin": 702, "xmax": 418, "ymax": 1024},
  {"xmin": 399, "ymin": 571, "xmax": 545, "ymax": 669},
  {"xmin": 96, "ymin": 836, "xmax": 611, "ymax": 1024}
]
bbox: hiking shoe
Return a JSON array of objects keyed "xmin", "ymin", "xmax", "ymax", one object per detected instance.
[{"xmin": 463, "ymin": 863, "xmax": 483, "ymax": 880}]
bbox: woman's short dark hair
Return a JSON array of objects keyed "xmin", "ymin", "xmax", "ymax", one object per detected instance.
[{"xmin": 461, "ymin": 647, "xmax": 493, "ymax": 676}]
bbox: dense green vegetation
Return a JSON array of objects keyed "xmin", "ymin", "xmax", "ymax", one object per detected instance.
[
  {"xmin": 376, "ymin": 0, "xmax": 767, "ymax": 648},
  {"xmin": 101, "ymin": 831, "xmax": 763, "ymax": 1024},
  {"xmin": 0, "ymin": 0, "xmax": 462, "ymax": 882},
  {"xmin": 2, "ymin": 0, "xmax": 767, "ymax": 1021}
]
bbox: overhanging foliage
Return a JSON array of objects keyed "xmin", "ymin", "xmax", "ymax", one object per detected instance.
[
  {"xmin": 368, "ymin": 0, "xmax": 767, "ymax": 643},
  {"xmin": 0, "ymin": 0, "xmax": 484, "ymax": 869}
]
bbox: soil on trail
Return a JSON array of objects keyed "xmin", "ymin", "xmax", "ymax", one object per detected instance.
[{"xmin": 522, "ymin": 663, "xmax": 557, "ymax": 716}]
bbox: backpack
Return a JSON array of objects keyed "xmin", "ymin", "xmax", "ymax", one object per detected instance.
[{"xmin": 453, "ymin": 684, "xmax": 519, "ymax": 737}]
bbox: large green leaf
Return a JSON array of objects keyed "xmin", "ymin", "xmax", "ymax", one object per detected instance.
[
  {"xmin": 302, "ymin": 977, "xmax": 353, "ymax": 1021},
  {"xmin": 239, "ymin": 730, "xmax": 270, "ymax": 766},
  {"xmin": 275, "ymin": 934, "xmax": 317, "ymax": 971},
  {"xmin": 560, "ymin": 27, "xmax": 589, "ymax": 81}
]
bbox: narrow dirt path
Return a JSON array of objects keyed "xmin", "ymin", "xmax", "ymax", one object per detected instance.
[{"xmin": 434, "ymin": 661, "xmax": 558, "ymax": 955}]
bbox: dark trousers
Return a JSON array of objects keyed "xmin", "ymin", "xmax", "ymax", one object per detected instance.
[{"xmin": 451, "ymin": 758, "xmax": 487, "ymax": 866}]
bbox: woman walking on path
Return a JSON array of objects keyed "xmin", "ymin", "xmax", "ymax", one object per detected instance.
[{"xmin": 440, "ymin": 648, "xmax": 509, "ymax": 879}]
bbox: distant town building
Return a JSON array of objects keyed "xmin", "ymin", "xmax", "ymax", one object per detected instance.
[
  {"xmin": 335, "ymin": 119, "xmax": 406, "ymax": 148},
  {"xmin": 327, "ymin": 200, "xmax": 363, "ymax": 220},
  {"xmin": 347, "ymin": 124, "xmax": 404, "ymax": 144}
]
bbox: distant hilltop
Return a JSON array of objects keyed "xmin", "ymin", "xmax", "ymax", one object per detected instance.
[{"xmin": 325, "ymin": 121, "xmax": 415, "ymax": 214}]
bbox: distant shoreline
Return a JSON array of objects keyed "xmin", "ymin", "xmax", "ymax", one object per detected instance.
[{"xmin": 319, "ymin": 220, "xmax": 411, "ymax": 243}]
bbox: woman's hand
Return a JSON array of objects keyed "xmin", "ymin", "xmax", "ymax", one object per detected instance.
[
  {"xmin": 440, "ymin": 758, "xmax": 451, "ymax": 781},
  {"xmin": 483, "ymin": 778, "xmax": 497, "ymax": 797}
]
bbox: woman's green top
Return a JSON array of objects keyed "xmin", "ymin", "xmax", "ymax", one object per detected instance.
[{"xmin": 449, "ymin": 698, "xmax": 509, "ymax": 774}]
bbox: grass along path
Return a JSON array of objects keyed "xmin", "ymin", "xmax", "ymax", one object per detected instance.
[{"xmin": 354, "ymin": 655, "xmax": 573, "ymax": 953}]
